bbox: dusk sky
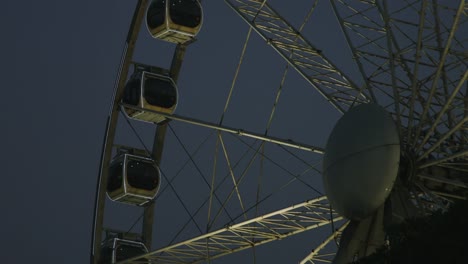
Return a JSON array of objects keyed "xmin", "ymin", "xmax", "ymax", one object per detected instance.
[{"xmin": 3, "ymin": 1, "xmax": 360, "ymax": 263}]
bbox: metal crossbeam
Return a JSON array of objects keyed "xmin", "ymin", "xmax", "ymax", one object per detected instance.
[
  {"xmin": 122, "ymin": 103, "xmax": 325, "ymax": 154},
  {"xmin": 224, "ymin": 0, "xmax": 370, "ymax": 114},
  {"xmin": 119, "ymin": 196, "xmax": 344, "ymax": 264}
]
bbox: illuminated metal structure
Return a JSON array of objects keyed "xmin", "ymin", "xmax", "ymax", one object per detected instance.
[{"xmin": 92, "ymin": 0, "xmax": 467, "ymax": 263}]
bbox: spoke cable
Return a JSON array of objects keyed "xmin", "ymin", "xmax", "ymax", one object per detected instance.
[
  {"xmin": 154, "ymin": 130, "xmax": 215, "ymax": 200},
  {"xmin": 231, "ymin": 133, "xmax": 324, "ymax": 196},
  {"xmin": 218, "ymin": 134, "xmax": 248, "ymax": 220},
  {"xmin": 207, "ymin": 133, "xmax": 221, "ymax": 232},
  {"xmin": 209, "ymin": 139, "xmax": 264, "ymax": 228},
  {"xmin": 120, "ymin": 112, "xmax": 204, "ymax": 236},
  {"xmin": 407, "ymin": 0, "xmax": 428, "ymax": 149},
  {"xmin": 219, "ymin": 0, "xmax": 269, "ymax": 126},
  {"xmin": 121, "ymin": 110, "xmax": 153, "ymax": 156},
  {"xmin": 412, "ymin": 0, "xmax": 466, "ymax": 148},
  {"xmin": 219, "ymin": 28, "xmax": 253, "ymax": 126},
  {"xmin": 168, "ymin": 137, "xmax": 261, "ymax": 244},
  {"xmin": 229, "ymin": 165, "xmax": 323, "ymax": 224},
  {"xmin": 167, "ymin": 124, "xmax": 235, "ymax": 221},
  {"xmin": 278, "ymin": 145, "xmax": 322, "ymax": 175}
]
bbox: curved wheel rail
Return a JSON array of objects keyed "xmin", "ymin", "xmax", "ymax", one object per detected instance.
[{"xmin": 91, "ymin": 0, "xmax": 190, "ymax": 262}]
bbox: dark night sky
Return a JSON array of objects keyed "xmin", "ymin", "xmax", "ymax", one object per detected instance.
[{"xmin": 2, "ymin": 1, "xmax": 355, "ymax": 263}]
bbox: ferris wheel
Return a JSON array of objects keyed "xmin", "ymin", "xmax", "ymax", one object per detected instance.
[{"xmin": 91, "ymin": 0, "xmax": 468, "ymax": 263}]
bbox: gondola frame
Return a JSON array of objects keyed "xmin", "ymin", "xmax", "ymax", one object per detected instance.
[
  {"xmin": 107, "ymin": 153, "xmax": 161, "ymax": 206},
  {"xmin": 145, "ymin": 0, "xmax": 203, "ymax": 43},
  {"xmin": 100, "ymin": 238, "xmax": 148, "ymax": 264},
  {"xmin": 122, "ymin": 70, "xmax": 178, "ymax": 124}
]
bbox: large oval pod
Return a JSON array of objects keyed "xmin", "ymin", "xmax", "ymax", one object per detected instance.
[{"xmin": 323, "ymin": 104, "xmax": 400, "ymax": 220}]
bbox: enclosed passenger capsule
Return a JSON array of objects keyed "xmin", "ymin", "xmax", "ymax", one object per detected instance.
[
  {"xmin": 122, "ymin": 70, "xmax": 178, "ymax": 124},
  {"xmin": 146, "ymin": 0, "xmax": 203, "ymax": 43},
  {"xmin": 100, "ymin": 238, "xmax": 148, "ymax": 264},
  {"xmin": 107, "ymin": 153, "xmax": 161, "ymax": 206}
]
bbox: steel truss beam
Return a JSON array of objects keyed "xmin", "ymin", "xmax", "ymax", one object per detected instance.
[
  {"xmin": 118, "ymin": 196, "xmax": 344, "ymax": 263},
  {"xmin": 224, "ymin": 0, "xmax": 370, "ymax": 114},
  {"xmin": 300, "ymin": 221, "xmax": 349, "ymax": 264}
]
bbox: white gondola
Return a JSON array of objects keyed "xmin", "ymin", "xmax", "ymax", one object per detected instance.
[
  {"xmin": 100, "ymin": 238, "xmax": 148, "ymax": 264},
  {"xmin": 122, "ymin": 69, "xmax": 178, "ymax": 124},
  {"xmin": 107, "ymin": 153, "xmax": 161, "ymax": 206},
  {"xmin": 146, "ymin": 0, "xmax": 203, "ymax": 43}
]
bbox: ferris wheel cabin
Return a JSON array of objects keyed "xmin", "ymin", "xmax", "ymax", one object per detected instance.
[
  {"xmin": 100, "ymin": 238, "xmax": 148, "ymax": 264},
  {"xmin": 122, "ymin": 69, "xmax": 178, "ymax": 124},
  {"xmin": 107, "ymin": 153, "xmax": 161, "ymax": 206},
  {"xmin": 146, "ymin": 0, "xmax": 203, "ymax": 43}
]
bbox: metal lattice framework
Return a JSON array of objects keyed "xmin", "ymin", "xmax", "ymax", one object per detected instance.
[
  {"xmin": 335, "ymin": 0, "xmax": 467, "ymax": 203},
  {"xmin": 331, "ymin": 0, "xmax": 468, "ymax": 162},
  {"xmin": 225, "ymin": 0, "xmax": 371, "ymax": 114},
  {"xmin": 225, "ymin": 0, "xmax": 468, "ymax": 204},
  {"xmin": 92, "ymin": 0, "xmax": 467, "ymax": 263},
  {"xmin": 119, "ymin": 196, "xmax": 344, "ymax": 263}
]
